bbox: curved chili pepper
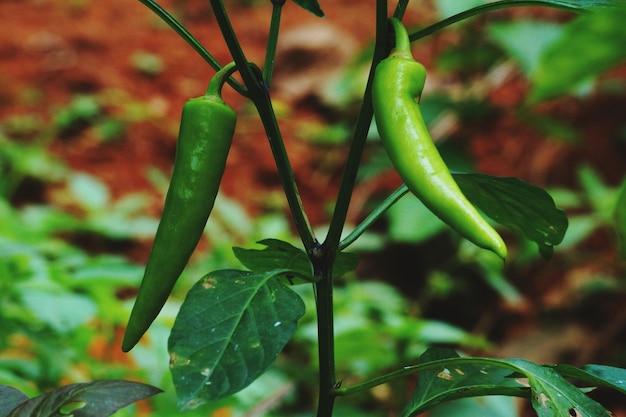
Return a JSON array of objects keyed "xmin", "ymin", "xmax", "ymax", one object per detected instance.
[
  {"xmin": 372, "ymin": 18, "xmax": 507, "ymax": 259},
  {"xmin": 123, "ymin": 63, "xmax": 239, "ymax": 352}
]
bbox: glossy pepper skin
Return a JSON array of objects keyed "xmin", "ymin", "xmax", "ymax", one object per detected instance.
[
  {"xmin": 122, "ymin": 64, "xmax": 237, "ymax": 352},
  {"xmin": 372, "ymin": 18, "xmax": 507, "ymax": 259}
]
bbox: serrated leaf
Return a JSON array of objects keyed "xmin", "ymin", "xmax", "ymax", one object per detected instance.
[
  {"xmin": 551, "ymin": 364, "xmax": 626, "ymax": 395},
  {"xmin": 233, "ymin": 239, "xmax": 358, "ymax": 283},
  {"xmin": 168, "ymin": 269, "xmax": 305, "ymax": 409},
  {"xmin": 5, "ymin": 380, "xmax": 161, "ymax": 417},
  {"xmin": 530, "ymin": 4, "xmax": 626, "ymax": 101},
  {"xmin": 453, "ymin": 173, "xmax": 568, "ymax": 258},
  {"xmin": 291, "ymin": 0, "xmax": 324, "ymax": 17},
  {"xmin": 0, "ymin": 386, "xmax": 29, "ymax": 416},
  {"xmin": 399, "ymin": 349, "xmax": 528, "ymax": 417}
]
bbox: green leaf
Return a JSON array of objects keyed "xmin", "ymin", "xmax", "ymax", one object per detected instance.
[
  {"xmin": 233, "ymin": 239, "xmax": 358, "ymax": 283},
  {"xmin": 436, "ymin": 0, "xmax": 485, "ymax": 18},
  {"xmin": 399, "ymin": 349, "xmax": 528, "ymax": 417},
  {"xmin": 400, "ymin": 348, "xmax": 613, "ymax": 417},
  {"xmin": 551, "ymin": 364, "xmax": 626, "ymax": 395},
  {"xmin": 446, "ymin": 0, "xmax": 616, "ymax": 16},
  {"xmin": 507, "ymin": 359, "xmax": 610, "ymax": 417},
  {"xmin": 530, "ymin": 4, "xmax": 626, "ymax": 101},
  {"xmin": 19, "ymin": 290, "xmax": 98, "ymax": 333},
  {"xmin": 453, "ymin": 173, "xmax": 568, "ymax": 258},
  {"xmin": 497, "ymin": 0, "xmax": 615, "ymax": 12},
  {"xmin": 168, "ymin": 269, "xmax": 305, "ymax": 409},
  {"xmin": 386, "ymin": 194, "xmax": 447, "ymax": 243},
  {"xmin": 291, "ymin": 0, "xmax": 324, "ymax": 17},
  {"xmin": 0, "ymin": 386, "xmax": 28, "ymax": 416},
  {"xmin": 427, "ymin": 396, "xmax": 519, "ymax": 417},
  {"xmin": 614, "ymin": 178, "xmax": 626, "ymax": 259},
  {"xmin": 487, "ymin": 20, "xmax": 564, "ymax": 75},
  {"xmin": 4, "ymin": 380, "xmax": 161, "ymax": 417}
]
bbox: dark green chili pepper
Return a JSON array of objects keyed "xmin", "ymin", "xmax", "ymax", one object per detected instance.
[
  {"xmin": 372, "ymin": 18, "xmax": 507, "ymax": 259},
  {"xmin": 122, "ymin": 63, "xmax": 238, "ymax": 352}
]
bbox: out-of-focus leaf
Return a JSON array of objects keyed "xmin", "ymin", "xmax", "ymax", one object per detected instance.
[
  {"xmin": 5, "ymin": 380, "xmax": 161, "ymax": 417},
  {"xmin": 454, "ymin": 173, "xmax": 568, "ymax": 258},
  {"xmin": 530, "ymin": 4, "xmax": 626, "ymax": 101},
  {"xmin": 427, "ymin": 396, "xmax": 520, "ymax": 417},
  {"xmin": 487, "ymin": 20, "xmax": 564, "ymax": 75},
  {"xmin": 435, "ymin": 0, "xmax": 485, "ymax": 18},
  {"xmin": 168, "ymin": 269, "xmax": 305, "ymax": 409},
  {"xmin": 614, "ymin": 178, "xmax": 626, "ymax": 258},
  {"xmin": 67, "ymin": 172, "xmax": 110, "ymax": 211},
  {"xmin": 19, "ymin": 290, "xmax": 97, "ymax": 333},
  {"xmin": 386, "ymin": 194, "xmax": 447, "ymax": 243}
]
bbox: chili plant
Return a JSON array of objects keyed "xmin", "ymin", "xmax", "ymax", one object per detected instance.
[{"xmin": 120, "ymin": 0, "xmax": 626, "ymax": 416}]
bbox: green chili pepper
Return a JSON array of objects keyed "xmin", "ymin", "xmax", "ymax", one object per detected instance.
[
  {"xmin": 122, "ymin": 63, "xmax": 239, "ymax": 352},
  {"xmin": 372, "ymin": 18, "xmax": 507, "ymax": 259}
]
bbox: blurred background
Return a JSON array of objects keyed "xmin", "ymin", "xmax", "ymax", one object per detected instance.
[{"xmin": 1, "ymin": 0, "xmax": 625, "ymax": 415}]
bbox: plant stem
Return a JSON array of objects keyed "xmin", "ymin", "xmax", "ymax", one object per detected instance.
[
  {"xmin": 322, "ymin": 0, "xmax": 392, "ymax": 255},
  {"xmin": 313, "ymin": 2, "xmax": 396, "ymax": 416},
  {"xmin": 208, "ymin": 0, "xmax": 258, "ymax": 89},
  {"xmin": 338, "ymin": 185, "xmax": 408, "ymax": 251},
  {"xmin": 409, "ymin": 0, "xmax": 591, "ymax": 42},
  {"xmin": 263, "ymin": 0, "xmax": 286, "ymax": 87},
  {"xmin": 393, "ymin": 0, "xmax": 410, "ymax": 19},
  {"xmin": 208, "ymin": 0, "xmax": 317, "ymax": 252},
  {"xmin": 136, "ymin": 0, "xmax": 246, "ymax": 95},
  {"xmin": 313, "ymin": 272, "xmax": 336, "ymax": 417}
]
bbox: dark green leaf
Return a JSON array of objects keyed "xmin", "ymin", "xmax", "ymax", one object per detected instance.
[
  {"xmin": 168, "ymin": 269, "xmax": 305, "ymax": 409},
  {"xmin": 506, "ymin": 0, "xmax": 616, "ymax": 11},
  {"xmin": 400, "ymin": 348, "xmax": 528, "ymax": 417},
  {"xmin": 0, "ymin": 386, "xmax": 28, "ymax": 416},
  {"xmin": 467, "ymin": 0, "xmax": 616, "ymax": 14},
  {"xmin": 453, "ymin": 173, "xmax": 568, "ymax": 258},
  {"xmin": 233, "ymin": 239, "xmax": 358, "ymax": 283},
  {"xmin": 401, "ymin": 348, "xmax": 612, "ymax": 417},
  {"xmin": 506, "ymin": 359, "xmax": 610, "ymax": 417},
  {"xmin": 530, "ymin": 4, "xmax": 626, "ymax": 101},
  {"xmin": 5, "ymin": 380, "xmax": 161, "ymax": 417},
  {"xmin": 414, "ymin": 0, "xmax": 619, "ymax": 41},
  {"xmin": 551, "ymin": 364, "xmax": 626, "ymax": 395},
  {"xmin": 291, "ymin": 0, "xmax": 324, "ymax": 17}
]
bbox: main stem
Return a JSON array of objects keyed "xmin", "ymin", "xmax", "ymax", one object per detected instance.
[
  {"xmin": 322, "ymin": 0, "xmax": 392, "ymax": 255},
  {"xmin": 314, "ymin": 1, "xmax": 393, "ymax": 416},
  {"xmin": 313, "ymin": 265, "xmax": 336, "ymax": 417}
]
